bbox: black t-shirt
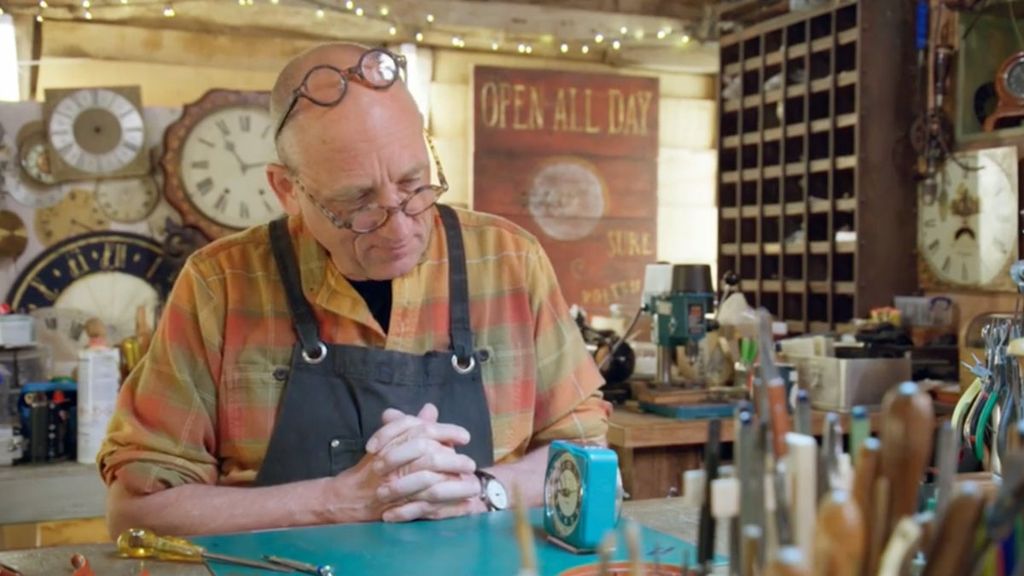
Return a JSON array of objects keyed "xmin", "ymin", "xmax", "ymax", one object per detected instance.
[{"xmin": 348, "ymin": 279, "xmax": 393, "ymax": 333}]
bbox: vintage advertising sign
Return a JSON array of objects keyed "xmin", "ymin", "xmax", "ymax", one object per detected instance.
[{"xmin": 473, "ymin": 66, "xmax": 659, "ymax": 313}]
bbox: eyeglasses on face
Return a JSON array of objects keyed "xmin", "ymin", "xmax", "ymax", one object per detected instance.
[
  {"xmin": 295, "ymin": 134, "xmax": 448, "ymax": 235},
  {"xmin": 275, "ymin": 48, "xmax": 407, "ymax": 140}
]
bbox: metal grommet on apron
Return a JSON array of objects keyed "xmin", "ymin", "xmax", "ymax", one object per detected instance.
[{"xmin": 253, "ymin": 207, "xmax": 495, "ymax": 486}]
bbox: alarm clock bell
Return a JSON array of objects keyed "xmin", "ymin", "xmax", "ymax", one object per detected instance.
[{"xmin": 543, "ymin": 440, "xmax": 623, "ymax": 553}]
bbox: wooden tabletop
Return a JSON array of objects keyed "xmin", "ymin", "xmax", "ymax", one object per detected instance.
[
  {"xmin": 0, "ymin": 499, "xmax": 726, "ymax": 576},
  {"xmin": 608, "ymin": 406, "xmax": 884, "ymax": 449}
]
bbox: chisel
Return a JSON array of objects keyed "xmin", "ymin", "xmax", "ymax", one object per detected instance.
[
  {"xmin": 786, "ymin": 433, "xmax": 817, "ymax": 563},
  {"xmin": 932, "ymin": 421, "xmax": 957, "ymax": 530},
  {"xmin": 766, "ymin": 546, "xmax": 810, "ymax": 576},
  {"xmin": 879, "ymin": 382, "xmax": 934, "ymax": 540},
  {"xmin": 697, "ymin": 419, "xmax": 721, "ymax": 569},
  {"xmin": 795, "ymin": 389, "xmax": 812, "ymax": 436},
  {"xmin": 812, "ymin": 490, "xmax": 864, "ymax": 576},
  {"xmin": 759, "ymin": 310, "xmax": 791, "ymax": 459},
  {"xmin": 737, "ymin": 408, "xmax": 765, "ymax": 572}
]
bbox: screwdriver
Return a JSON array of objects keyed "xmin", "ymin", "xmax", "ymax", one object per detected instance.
[{"xmin": 117, "ymin": 528, "xmax": 291, "ymax": 573}]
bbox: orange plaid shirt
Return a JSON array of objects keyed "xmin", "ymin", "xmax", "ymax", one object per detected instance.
[{"xmin": 98, "ymin": 207, "xmax": 609, "ymax": 494}]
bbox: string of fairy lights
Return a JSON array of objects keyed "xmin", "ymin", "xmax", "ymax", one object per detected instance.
[{"xmin": 0, "ymin": 0, "xmax": 698, "ymax": 57}]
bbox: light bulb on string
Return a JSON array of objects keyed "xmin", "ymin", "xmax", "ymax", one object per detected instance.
[
  {"xmin": 345, "ymin": 0, "xmax": 353, "ymax": 9},
  {"xmin": 612, "ymin": 39, "xmax": 621, "ymax": 50},
  {"xmin": 594, "ymin": 33, "xmax": 604, "ymax": 43},
  {"xmin": 83, "ymin": 9, "xmax": 92, "ymax": 18},
  {"xmin": 525, "ymin": 45, "xmax": 532, "ymax": 54},
  {"xmin": 559, "ymin": 42, "xmax": 568, "ymax": 53},
  {"xmin": 38, "ymin": 0, "xmax": 47, "ymax": 9},
  {"xmin": 681, "ymin": 34, "xmax": 691, "ymax": 45},
  {"xmin": 415, "ymin": 31, "xmax": 424, "ymax": 42},
  {"xmin": 581, "ymin": 44, "xmax": 589, "ymax": 54},
  {"xmin": 315, "ymin": 8, "xmax": 324, "ymax": 18},
  {"xmin": 380, "ymin": 5, "xmax": 389, "ymax": 16},
  {"xmin": 426, "ymin": 13, "xmax": 434, "ymax": 23},
  {"xmin": 162, "ymin": 4, "xmax": 175, "ymax": 17},
  {"xmin": 491, "ymin": 41, "xmax": 499, "ymax": 51},
  {"xmin": 619, "ymin": 26, "xmax": 628, "ymax": 35},
  {"xmin": 656, "ymin": 30, "xmax": 666, "ymax": 39},
  {"xmin": 355, "ymin": 7, "xmax": 363, "ymax": 16}
]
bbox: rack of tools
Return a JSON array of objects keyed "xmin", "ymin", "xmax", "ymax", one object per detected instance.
[
  {"xmin": 676, "ymin": 307, "xmax": 1021, "ymax": 576},
  {"xmin": 716, "ymin": 0, "xmax": 918, "ymax": 335}
]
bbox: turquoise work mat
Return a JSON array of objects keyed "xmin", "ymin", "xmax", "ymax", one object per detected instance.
[{"xmin": 194, "ymin": 508, "xmax": 720, "ymax": 575}]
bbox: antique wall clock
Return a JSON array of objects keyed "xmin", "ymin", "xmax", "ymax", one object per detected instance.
[
  {"xmin": 917, "ymin": 146, "xmax": 1019, "ymax": 291},
  {"xmin": 984, "ymin": 53, "xmax": 1024, "ymax": 131},
  {"xmin": 34, "ymin": 187, "xmax": 110, "ymax": 247},
  {"xmin": 95, "ymin": 176, "xmax": 160, "ymax": 223},
  {"xmin": 43, "ymin": 86, "xmax": 149, "ymax": 181},
  {"xmin": 7, "ymin": 122, "xmax": 69, "ymax": 209},
  {"xmin": 7, "ymin": 231, "xmax": 176, "ymax": 339},
  {"xmin": 161, "ymin": 89, "xmax": 282, "ymax": 239}
]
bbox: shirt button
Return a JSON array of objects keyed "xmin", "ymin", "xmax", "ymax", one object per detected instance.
[
  {"xmin": 330, "ymin": 439, "xmax": 340, "ymax": 448},
  {"xmin": 272, "ymin": 367, "xmax": 289, "ymax": 381}
]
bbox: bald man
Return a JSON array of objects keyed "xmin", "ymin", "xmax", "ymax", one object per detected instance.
[{"xmin": 99, "ymin": 43, "xmax": 609, "ymax": 537}]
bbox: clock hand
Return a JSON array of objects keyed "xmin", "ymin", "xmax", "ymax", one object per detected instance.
[
  {"xmin": 70, "ymin": 218, "xmax": 95, "ymax": 232},
  {"xmin": 223, "ymin": 140, "xmax": 249, "ymax": 173}
]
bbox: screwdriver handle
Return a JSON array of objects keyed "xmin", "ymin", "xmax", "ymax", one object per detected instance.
[{"xmin": 116, "ymin": 528, "xmax": 205, "ymax": 562}]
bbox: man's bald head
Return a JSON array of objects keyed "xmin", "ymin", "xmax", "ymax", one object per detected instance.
[{"xmin": 270, "ymin": 42, "xmax": 422, "ymax": 169}]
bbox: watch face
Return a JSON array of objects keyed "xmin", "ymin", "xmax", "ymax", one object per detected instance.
[
  {"xmin": 19, "ymin": 133, "xmax": 56, "ymax": 185},
  {"xmin": 179, "ymin": 106, "xmax": 281, "ymax": 230},
  {"xmin": 7, "ymin": 124, "xmax": 69, "ymax": 208},
  {"xmin": 96, "ymin": 176, "xmax": 160, "ymax": 223},
  {"xmin": 47, "ymin": 88, "xmax": 145, "ymax": 175},
  {"xmin": 919, "ymin": 147, "xmax": 1019, "ymax": 287},
  {"xmin": 545, "ymin": 451, "xmax": 582, "ymax": 537},
  {"xmin": 485, "ymin": 478, "xmax": 509, "ymax": 510}
]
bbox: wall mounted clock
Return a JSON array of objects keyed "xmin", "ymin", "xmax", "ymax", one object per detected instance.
[
  {"xmin": 7, "ymin": 231, "xmax": 176, "ymax": 340},
  {"xmin": 34, "ymin": 187, "xmax": 109, "ymax": 247},
  {"xmin": 0, "ymin": 209, "xmax": 28, "ymax": 259},
  {"xmin": 8, "ymin": 122, "xmax": 69, "ymax": 209},
  {"xmin": 95, "ymin": 175, "xmax": 160, "ymax": 223},
  {"xmin": 161, "ymin": 89, "xmax": 282, "ymax": 239},
  {"xmin": 44, "ymin": 86, "xmax": 149, "ymax": 181},
  {"xmin": 918, "ymin": 146, "xmax": 1019, "ymax": 291}
]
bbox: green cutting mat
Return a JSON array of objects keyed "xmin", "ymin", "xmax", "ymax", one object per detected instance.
[{"xmin": 194, "ymin": 508, "xmax": 719, "ymax": 575}]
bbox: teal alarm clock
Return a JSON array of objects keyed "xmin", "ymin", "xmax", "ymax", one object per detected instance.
[{"xmin": 543, "ymin": 440, "xmax": 622, "ymax": 553}]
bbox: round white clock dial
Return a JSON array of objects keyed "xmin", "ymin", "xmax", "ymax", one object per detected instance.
[
  {"xmin": 7, "ymin": 129, "xmax": 69, "ymax": 208},
  {"xmin": 96, "ymin": 176, "xmax": 160, "ymax": 223},
  {"xmin": 48, "ymin": 88, "xmax": 145, "ymax": 175},
  {"xmin": 180, "ymin": 107, "xmax": 281, "ymax": 229},
  {"xmin": 919, "ymin": 150, "xmax": 1019, "ymax": 287}
]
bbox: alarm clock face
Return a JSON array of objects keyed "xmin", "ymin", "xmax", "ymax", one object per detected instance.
[{"xmin": 545, "ymin": 451, "xmax": 583, "ymax": 537}]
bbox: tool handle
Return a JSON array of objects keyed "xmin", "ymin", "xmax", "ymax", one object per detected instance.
[
  {"xmin": 852, "ymin": 437, "xmax": 881, "ymax": 562},
  {"xmin": 813, "ymin": 490, "xmax": 864, "ymax": 576},
  {"xmin": 766, "ymin": 546, "xmax": 810, "ymax": 576},
  {"xmin": 865, "ymin": 477, "xmax": 890, "ymax": 576},
  {"xmin": 877, "ymin": 516, "xmax": 923, "ymax": 576},
  {"xmin": 116, "ymin": 528, "xmax": 205, "ymax": 562},
  {"xmin": 880, "ymin": 382, "xmax": 934, "ymax": 540},
  {"xmin": 741, "ymin": 525, "xmax": 763, "ymax": 576},
  {"xmin": 921, "ymin": 482, "xmax": 985, "ymax": 576},
  {"xmin": 767, "ymin": 382, "xmax": 791, "ymax": 458}
]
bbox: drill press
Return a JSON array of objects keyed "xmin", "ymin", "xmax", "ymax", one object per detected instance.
[{"xmin": 643, "ymin": 263, "xmax": 716, "ymax": 386}]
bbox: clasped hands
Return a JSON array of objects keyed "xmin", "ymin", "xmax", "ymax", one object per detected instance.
[{"xmin": 344, "ymin": 403, "xmax": 486, "ymax": 522}]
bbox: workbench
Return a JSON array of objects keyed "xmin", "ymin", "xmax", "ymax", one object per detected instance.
[
  {"xmin": 0, "ymin": 499, "xmax": 729, "ymax": 575},
  {"xmin": 607, "ymin": 407, "xmax": 883, "ymax": 499}
]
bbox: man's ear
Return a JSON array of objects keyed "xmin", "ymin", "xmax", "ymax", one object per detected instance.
[{"xmin": 266, "ymin": 163, "xmax": 301, "ymax": 216}]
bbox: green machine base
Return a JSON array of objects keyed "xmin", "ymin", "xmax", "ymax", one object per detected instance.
[{"xmin": 194, "ymin": 508, "xmax": 722, "ymax": 575}]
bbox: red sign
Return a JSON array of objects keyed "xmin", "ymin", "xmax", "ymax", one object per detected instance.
[{"xmin": 473, "ymin": 66, "xmax": 659, "ymax": 312}]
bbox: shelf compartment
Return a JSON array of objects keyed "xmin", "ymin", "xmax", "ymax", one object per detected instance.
[
  {"xmin": 744, "ymin": 57, "xmax": 762, "ymax": 71},
  {"xmin": 809, "ymin": 281, "xmax": 831, "ymax": 294},
  {"xmin": 785, "ymin": 280, "xmax": 805, "ymax": 293},
  {"xmin": 743, "ymin": 94, "xmax": 763, "ymax": 108},
  {"xmin": 809, "ymin": 241, "xmax": 830, "ymax": 254},
  {"xmin": 836, "ymin": 156, "xmax": 857, "ymax": 169},
  {"xmin": 762, "ymin": 280, "xmax": 782, "ymax": 292},
  {"xmin": 764, "ymin": 166, "xmax": 782, "ymax": 179},
  {"xmin": 763, "ymin": 204, "xmax": 782, "ymax": 217},
  {"xmin": 724, "ymin": 63, "xmax": 742, "ymax": 76},
  {"xmin": 787, "ymin": 44, "xmax": 809, "ymax": 59},
  {"xmin": 721, "ymin": 244, "xmax": 739, "ymax": 256},
  {"xmin": 723, "ymin": 135, "xmax": 740, "ymax": 148},
  {"xmin": 837, "ymin": 71, "xmax": 857, "ymax": 87},
  {"xmin": 764, "ymin": 127, "xmax": 782, "ymax": 142},
  {"xmin": 742, "ymin": 133, "xmax": 761, "ymax": 145},
  {"xmin": 809, "ymin": 159, "xmax": 831, "ymax": 173},
  {"xmin": 809, "ymin": 321, "xmax": 831, "ymax": 334},
  {"xmin": 836, "ymin": 113, "xmax": 856, "ymax": 128},
  {"xmin": 722, "ymin": 171, "xmax": 739, "ymax": 184},
  {"xmin": 766, "ymin": 50, "xmax": 784, "ymax": 66},
  {"xmin": 741, "ymin": 206, "xmax": 760, "ymax": 218},
  {"xmin": 784, "ymin": 202, "xmax": 805, "ymax": 216},
  {"xmin": 835, "ymin": 281, "xmax": 855, "ymax": 295},
  {"xmin": 787, "ymin": 320, "xmax": 808, "ymax": 334},
  {"xmin": 721, "ymin": 207, "xmax": 740, "ymax": 219},
  {"xmin": 764, "ymin": 89, "xmax": 783, "ymax": 105},
  {"xmin": 811, "ymin": 38, "xmax": 833, "ymax": 53},
  {"xmin": 835, "ymin": 197, "xmax": 856, "ymax": 211},
  {"xmin": 724, "ymin": 100, "xmax": 741, "ymax": 113},
  {"xmin": 742, "ymin": 168, "xmax": 761, "ymax": 181},
  {"xmin": 838, "ymin": 29, "xmax": 857, "ymax": 45}
]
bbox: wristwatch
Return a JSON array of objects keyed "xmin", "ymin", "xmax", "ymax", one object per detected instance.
[{"xmin": 474, "ymin": 470, "xmax": 509, "ymax": 511}]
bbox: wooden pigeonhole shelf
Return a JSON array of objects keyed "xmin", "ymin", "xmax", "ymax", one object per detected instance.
[{"xmin": 716, "ymin": 0, "xmax": 918, "ymax": 334}]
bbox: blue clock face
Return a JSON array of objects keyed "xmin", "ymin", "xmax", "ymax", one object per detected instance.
[
  {"xmin": 6, "ymin": 231, "xmax": 176, "ymax": 312},
  {"xmin": 545, "ymin": 451, "xmax": 583, "ymax": 537}
]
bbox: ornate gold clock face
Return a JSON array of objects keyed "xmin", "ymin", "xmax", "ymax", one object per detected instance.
[
  {"xmin": 44, "ymin": 86, "xmax": 148, "ymax": 180},
  {"xmin": 34, "ymin": 187, "xmax": 110, "ymax": 247},
  {"xmin": 545, "ymin": 451, "xmax": 582, "ymax": 537},
  {"xmin": 918, "ymin": 146, "xmax": 1019, "ymax": 289},
  {"xmin": 95, "ymin": 176, "xmax": 160, "ymax": 223},
  {"xmin": 162, "ymin": 89, "xmax": 282, "ymax": 239},
  {"xmin": 0, "ymin": 209, "xmax": 28, "ymax": 259}
]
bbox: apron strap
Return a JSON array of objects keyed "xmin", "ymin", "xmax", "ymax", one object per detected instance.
[
  {"xmin": 437, "ymin": 205, "xmax": 475, "ymax": 373},
  {"xmin": 269, "ymin": 218, "xmax": 327, "ymax": 364}
]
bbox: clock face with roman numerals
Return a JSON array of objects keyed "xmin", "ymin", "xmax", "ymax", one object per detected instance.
[
  {"xmin": 918, "ymin": 146, "xmax": 1019, "ymax": 290},
  {"xmin": 6, "ymin": 232, "xmax": 176, "ymax": 335},
  {"xmin": 162, "ymin": 89, "xmax": 283, "ymax": 239}
]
